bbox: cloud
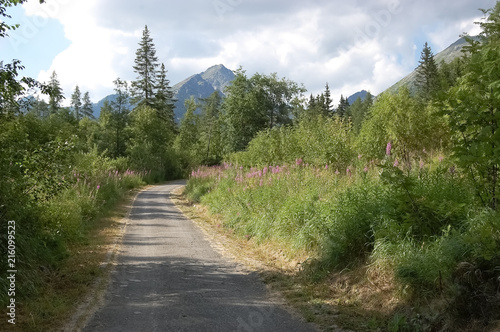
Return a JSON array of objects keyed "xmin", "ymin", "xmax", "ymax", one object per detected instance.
[{"xmin": 17, "ymin": 0, "xmax": 498, "ymax": 104}]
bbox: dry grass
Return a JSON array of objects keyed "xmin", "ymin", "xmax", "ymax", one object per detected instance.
[{"xmin": 171, "ymin": 186, "xmax": 407, "ymax": 332}]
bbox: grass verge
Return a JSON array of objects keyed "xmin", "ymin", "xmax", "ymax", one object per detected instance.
[{"xmin": 4, "ymin": 187, "xmax": 144, "ymax": 332}]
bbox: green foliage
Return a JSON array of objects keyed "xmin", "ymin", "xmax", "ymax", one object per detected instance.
[
  {"xmin": 221, "ymin": 67, "xmax": 305, "ymax": 153},
  {"xmin": 356, "ymin": 88, "xmax": 447, "ymax": 163},
  {"xmin": 440, "ymin": 8, "xmax": 500, "ymax": 209},
  {"xmin": 230, "ymin": 115, "xmax": 354, "ymax": 170}
]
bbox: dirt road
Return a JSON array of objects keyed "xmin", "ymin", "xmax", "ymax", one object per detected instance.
[{"xmin": 82, "ymin": 181, "xmax": 317, "ymax": 332}]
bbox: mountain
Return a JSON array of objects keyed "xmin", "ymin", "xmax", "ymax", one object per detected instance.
[
  {"xmin": 347, "ymin": 90, "xmax": 369, "ymax": 104},
  {"xmin": 172, "ymin": 64, "xmax": 235, "ymax": 120},
  {"xmin": 92, "ymin": 64, "xmax": 235, "ymax": 121},
  {"xmin": 385, "ymin": 36, "xmax": 479, "ymax": 95}
]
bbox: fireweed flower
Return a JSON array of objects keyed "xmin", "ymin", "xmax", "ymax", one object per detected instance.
[
  {"xmin": 325, "ymin": 164, "xmax": 329, "ymax": 170},
  {"xmin": 386, "ymin": 142, "xmax": 392, "ymax": 156},
  {"xmin": 97, "ymin": 185, "xmax": 101, "ymax": 190},
  {"xmin": 393, "ymin": 159, "xmax": 399, "ymax": 167}
]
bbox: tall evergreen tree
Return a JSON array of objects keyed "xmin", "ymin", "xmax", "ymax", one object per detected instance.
[
  {"xmin": 131, "ymin": 25, "xmax": 159, "ymax": 108},
  {"xmin": 71, "ymin": 85, "xmax": 82, "ymax": 120},
  {"xmin": 110, "ymin": 78, "xmax": 130, "ymax": 158},
  {"xmin": 337, "ymin": 95, "xmax": 350, "ymax": 118},
  {"xmin": 415, "ymin": 42, "xmax": 440, "ymax": 101},
  {"xmin": 48, "ymin": 71, "xmax": 64, "ymax": 114},
  {"xmin": 81, "ymin": 91, "xmax": 94, "ymax": 119},
  {"xmin": 155, "ymin": 63, "xmax": 176, "ymax": 131},
  {"xmin": 324, "ymin": 83, "xmax": 333, "ymax": 116}
]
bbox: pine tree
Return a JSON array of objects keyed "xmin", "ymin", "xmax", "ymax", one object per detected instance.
[
  {"xmin": 415, "ymin": 42, "xmax": 440, "ymax": 101},
  {"xmin": 71, "ymin": 85, "xmax": 82, "ymax": 120},
  {"xmin": 48, "ymin": 71, "xmax": 64, "ymax": 114},
  {"xmin": 337, "ymin": 95, "xmax": 350, "ymax": 118},
  {"xmin": 324, "ymin": 83, "xmax": 333, "ymax": 116},
  {"xmin": 82, "ymin": 91, "xmax": 94, "ymax": 119},
  {"xmin": 155, "ymin": 63, "xmax": 176, "ymax": 131},
  {"xmin": 131, "ymin": 25, "xmax": 159, "ymax": 108}
]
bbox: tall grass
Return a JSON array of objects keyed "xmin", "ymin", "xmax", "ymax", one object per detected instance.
[{"xmin": 185, "ymin": 148, "xmax": 500, "ymax": 328}]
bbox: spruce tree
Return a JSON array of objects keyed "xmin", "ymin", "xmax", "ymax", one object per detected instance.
[
  {"xmin": 337, "ymin": 95, "xmax": 350, "ymax": 118},
  {"xmin": 71, "ymin": 85, "xmax": 82, "ymax": 120},
  {"xmin": 415, "ymin": 42, "xmax": 440, "ymax": 101},
  {"xmin": 324, "ymin": 83, "xmax": 333, "ymax": 116},
  {"xmin": 82, "ymin": 91, "xmax": 94, "ymax": 119},
  {"xmin": 131, "ymin": 25, "xmax": 159, "ymax": 108},
  {"xmin": 155, "ymin": 63, "xmax": 176, "ymax": 131},
  {"xmin": 48, "ymin": 71, "xmax": 64, "ymax": 114}
]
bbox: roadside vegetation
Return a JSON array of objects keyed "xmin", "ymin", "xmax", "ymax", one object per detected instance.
[{"xmin": 184, "ymin": 5, "xmax": 500, "ymax": 330}]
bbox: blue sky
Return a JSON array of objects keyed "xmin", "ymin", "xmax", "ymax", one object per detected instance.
[{"xmin": 1, "ymin": 0, "xmax": 495, "ymax": 105}]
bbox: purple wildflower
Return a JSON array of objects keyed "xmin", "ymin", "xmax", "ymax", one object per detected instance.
[{"xmin": 386, "ymin": 142, "xmax": 392, "ymax": 156}]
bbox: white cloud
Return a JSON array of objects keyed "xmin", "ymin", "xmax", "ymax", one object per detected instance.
[{"xmin": 16, "ymin": 0, "xmax": 498, "ymax": 105}]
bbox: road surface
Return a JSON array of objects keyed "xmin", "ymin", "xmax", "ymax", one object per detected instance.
[{"xmin": 82, "ymin": 181, "xmax": 317, "ymax": 332}]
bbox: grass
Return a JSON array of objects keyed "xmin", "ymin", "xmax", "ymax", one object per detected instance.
[
  {"xmin": 183, "ymin": 159, "xmax": 500, "ymax": 331},
  {"xmin": 3, "ymin": 186, "xmax": 144, "ymax": 332}
]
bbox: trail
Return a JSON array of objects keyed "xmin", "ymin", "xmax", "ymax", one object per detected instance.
[{"xmin": 82, "ymin": 181, "xmax": 316, "ymax": 332}]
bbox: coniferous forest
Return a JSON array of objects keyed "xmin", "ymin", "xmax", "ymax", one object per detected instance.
[{"xmin": 1, "ymin": 0, "xmax": 500, "ymax": 331}]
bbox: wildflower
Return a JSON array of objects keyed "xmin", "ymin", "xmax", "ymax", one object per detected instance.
[
  {"xmin": 296, "ymin": 158, "xmax": 303, "ymax": 166},
  {"xmin": 346, "ymin": 168, "xmax": 351, "ymax": 176},
  {"xmin": 386, "ymin": 142, "xmax": 392, "ymax": 156},
  {"xmin": 364, "ymin": 167, "xmax": 368, "ymax": 173},
  {"xmin": 335, "ymin": 169, "xmax": 340, "ymax": 175},
  {"xmin": 393, "ymin": 159, "xmax": 399, "ymax": 167},
  {"xmin": 97, "ymin": 185, "xmax": 101, "ymax": 190},
  {"xmin": 358, "ymin": 154, "xmax": 363, "ymax": 160},
  {"xmin": 325, "ymin": 164, "xmax": 329, "ymax": 170}
]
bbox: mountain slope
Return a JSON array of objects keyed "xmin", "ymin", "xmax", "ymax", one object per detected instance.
[
  {"xmin": 172, "ymin": 64, "xmax": 235, "ymax": 120},
  {"xmin": 385, "ymin": 36, "xmax": 478, "ymax": 95}
]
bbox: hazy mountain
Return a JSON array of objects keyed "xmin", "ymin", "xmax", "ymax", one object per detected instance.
[
  {"xmin": 385, "ymin": 36, "xmax": 479, "ymax": 95},
  {"xmin": 92, "ymin": 64, "xmax": 235, "ymax": 121}
]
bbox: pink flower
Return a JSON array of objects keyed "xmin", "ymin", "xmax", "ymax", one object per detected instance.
[
  {"xmin": 364, "ymin": 167, "xmax": 368, "ymax": 173},
  {"xmin": 296, "ymin": 158, "xmax": 303, "ymax": 166},
  {"xmin": 335, "ymin": 169, "xmax": 340, "ymax": 175},
  {"xmin": 386, "ymin": 142, "xmax": 392, "ymax": 156},
  {"xmin": 346, "ymin": 168, "xmax": 351, "ymax": 176},
  {"xmin": 325, "ymin": 164, "xmax": 329, "ymax": 170},
  {"xmin": 97, "ymin": 185, "xmax": 101, "ymax": 190},
  {"xmin": 393, "ymin": 159, "xmax": 399, "ymax": 167}
]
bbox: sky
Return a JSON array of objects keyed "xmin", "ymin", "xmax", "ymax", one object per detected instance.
[{"xmin": 0, "ymin": 0, "xmax": 495, "ymax": 106}]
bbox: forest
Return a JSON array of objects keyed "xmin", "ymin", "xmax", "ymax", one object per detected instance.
[{"xmin": 1, "ymin": 0, "xmax": 499, "ymax": 331}]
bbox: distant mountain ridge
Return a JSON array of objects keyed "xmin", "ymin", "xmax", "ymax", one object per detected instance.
[{"xmin": 92, "ymin": 64, "xmax": 235, "ymax": 120}]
